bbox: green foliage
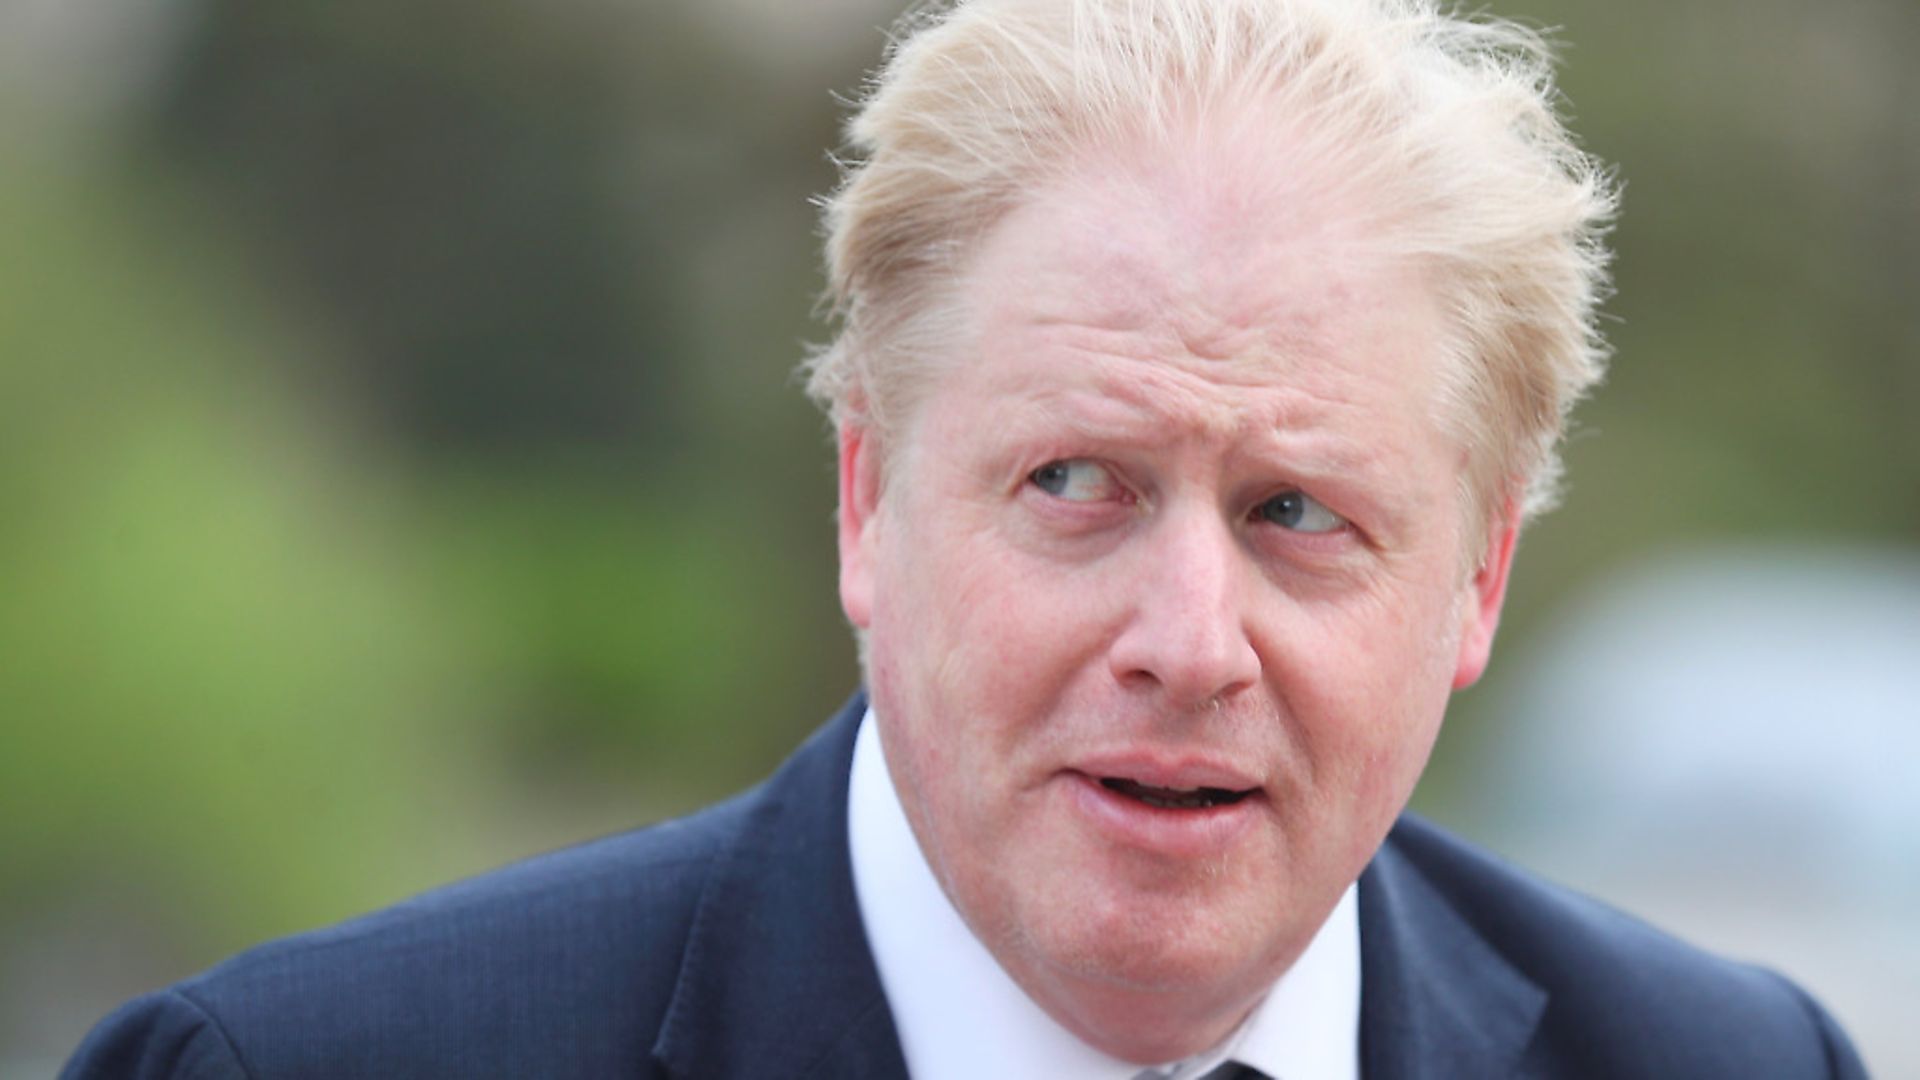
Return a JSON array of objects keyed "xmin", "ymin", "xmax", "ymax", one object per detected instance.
[{"xmin": 0, "ymin": 159, "xmax": 490, "ymax": 950}]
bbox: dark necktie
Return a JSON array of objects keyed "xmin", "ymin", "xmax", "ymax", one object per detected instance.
[{"xmin": 1198, "ymin": 1064, "xmax": 1270, "ymax": 1080}]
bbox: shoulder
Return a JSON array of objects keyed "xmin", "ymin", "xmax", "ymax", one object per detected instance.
[
  {"xmin": 1376, "ymin": 815, "xmax": 1866, "ymax": 1078},
  {"xmin": 62, "ymin": 792, "xmax": 756, "ymax": 1080}
]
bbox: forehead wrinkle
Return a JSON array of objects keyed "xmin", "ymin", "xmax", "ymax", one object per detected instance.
[
  {"xmin": 1013, "ymin": 241, "xmax": 1384, "ymax": 409},
  {"xmin": 1028, "ymin": 348, "xmax": 1399, "ymax": 486},
  {"xmin": 1085, "ymin": 357, "xmax": 1253, "ymax": 447},
  {"xmin": 993, "ymin": 368, "xmax": 1187, "ymax": 454},
  {"xmin": 985, "ymin": 286, "xmax": 1436, "ymax": 502},
  {"xmin": 1000, "ymin": 313, "xmax": 1269, "ymax": 447},
  {"xmin": 979, "ymin": 191, "xmax": 1383, "ymax": 391},
  {"xmin": 1019, "ymin": 233, "xmax": 1340, "ymax": 371}
]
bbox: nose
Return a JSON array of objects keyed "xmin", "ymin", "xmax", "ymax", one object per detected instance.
[{"xmin": 1106, "ymin": 506, "xmax": 1262, "ymax": 710}]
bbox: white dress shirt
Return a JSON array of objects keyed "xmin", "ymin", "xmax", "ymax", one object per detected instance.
[{"xmin": 848, "ymin": 708, "xmax": 1361, "ymax": 1080}]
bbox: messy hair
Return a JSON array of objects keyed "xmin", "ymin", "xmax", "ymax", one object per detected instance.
[{"xmin": 805, "ymin": 0, "xmax": 1615, "ymax": 522}]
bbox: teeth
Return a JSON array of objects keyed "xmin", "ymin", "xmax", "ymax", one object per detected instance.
[{"xmin": 1100, "ymin": 777, "xmax": 1250, "ymax": 809}]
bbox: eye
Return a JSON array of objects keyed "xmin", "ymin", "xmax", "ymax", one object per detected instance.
[
  {"xmin": 1255, "ymin": 490, "xmax": 1347, "ymax": 534},
  {"xmin": 1028, "ymin": 459, "xmax": 1123, "ymax": 502}
]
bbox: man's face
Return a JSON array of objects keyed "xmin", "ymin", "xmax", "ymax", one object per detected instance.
[{"xmin": 837, "ymin": 154, "xmax": 1516, "ymax": 1061}]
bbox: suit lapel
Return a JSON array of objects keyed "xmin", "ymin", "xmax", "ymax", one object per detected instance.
[
  {"xmin": 652, "ymin": 693, "xmax": 909, "ymax": 1080},
  {"xmin": 1356, "ymin": 824, "xmax": 1548, "ymax": 1080},
  {"xmin": 653, "ymin": 708, "xmax": 1544, "ymax": 1080}
]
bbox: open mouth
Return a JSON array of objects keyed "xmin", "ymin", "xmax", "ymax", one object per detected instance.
[{"xmin": 1099, "ymin": 777, "xmax": 1256, "ymax": 810}]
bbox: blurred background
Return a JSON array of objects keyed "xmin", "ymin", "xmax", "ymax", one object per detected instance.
[{"xmin": 0, "ymin": 0, "xmax": 1912, "ymax": 1074}]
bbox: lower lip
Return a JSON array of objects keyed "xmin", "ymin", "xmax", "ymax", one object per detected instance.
[{"xmin": 1063, "ymin": 772, "xmax": 1262, "ymax": 858}]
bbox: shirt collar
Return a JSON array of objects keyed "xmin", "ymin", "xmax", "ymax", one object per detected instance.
[{"xmin": 848, "ymin": 708, "xmax": 1361, "ymax": 1080}]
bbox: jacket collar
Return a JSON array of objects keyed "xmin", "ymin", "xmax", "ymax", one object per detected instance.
[
  {"xmin": 652, "ymin": 694, "xmax": 1545, "ymax": 1080},
  {"xmin": 1357, "ymin": 820, "xmax": 1548, "ymax": 1080},
  {"xmin": 652, "ymin": 692, "xmax": 909, "ymax": 1080}
]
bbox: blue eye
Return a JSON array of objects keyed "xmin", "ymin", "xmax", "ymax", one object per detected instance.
[
  {"xmin": 1256, "ymin": 490, "xmax": 1346, "ymax": 533},
  {"xmin": 1029, "ymin": 459, "xmax": 1121, "ymax": 502}
]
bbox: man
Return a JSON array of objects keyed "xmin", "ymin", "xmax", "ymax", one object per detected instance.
[{"xmin": 64, "ymin": 0, "xmax": 1866, "ymax": 1077}]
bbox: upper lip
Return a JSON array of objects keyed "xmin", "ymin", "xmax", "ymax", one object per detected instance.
[{"xmin": 1069, "ymin": 752, "xmax": 1263, "ymax": 793}]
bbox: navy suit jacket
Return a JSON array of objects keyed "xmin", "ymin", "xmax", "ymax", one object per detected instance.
[{"xmin": 64, "ymin": 693, "xmax": 1867, "ymax": 1078}]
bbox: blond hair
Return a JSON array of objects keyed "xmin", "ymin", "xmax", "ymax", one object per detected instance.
[{"xmin": 805, "ymin": 0, "xmax": 1616, "ymax": 522}]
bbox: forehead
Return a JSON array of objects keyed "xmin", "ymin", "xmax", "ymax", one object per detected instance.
[
  {"xmin": 1003, "ymin": 128, "xmax": 1401, "ymax": 304},
  {"xmin": 945, "ymin": 150, "xmax": 1452, "ymax": 451}
]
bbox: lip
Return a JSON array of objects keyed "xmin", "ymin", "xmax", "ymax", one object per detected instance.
[
  {"xmin": 1069, "ymin": 751, "xmax": 1263, "ymax": 793},
  {"xmin": 1061, "ymin": 759, "xmax": 1266, "ymax": 859}
]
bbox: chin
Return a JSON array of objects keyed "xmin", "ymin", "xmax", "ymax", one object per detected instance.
[
  {"xmin": 1014, "ymin": 907, "xmax": 1280, "ymax": 1064},
  {"xmin": 1026, "ymin": 876, "xmax": 1284, "ymax": 993}
]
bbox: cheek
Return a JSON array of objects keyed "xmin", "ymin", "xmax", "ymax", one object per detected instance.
[
  {"xmin": 887, "ymin": 513, "xmax": 1113, "ymax": 685},
  {"xmin": 867, "ymin": 524, "xmax": 1132, "ymax": 832},
  {"xmin": 865, "ymin": 519, "xmax": 1031, "ymax": 743},
  {"xmin": 1279, "ymin": 584, "xmax": 1464, "ymax": 794}
]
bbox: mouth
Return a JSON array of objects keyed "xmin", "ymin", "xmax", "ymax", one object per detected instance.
[
  {"xmin": 1097, "ymin": 777, "xmax": 1257, "ymax": 810},
  {"xmin": 1067, "ymin": 768, "xmax": 1264, "ymax": 856}
]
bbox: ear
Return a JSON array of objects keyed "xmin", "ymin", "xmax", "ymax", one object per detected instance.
[
  {"xmin": 837, "ymin": 422, "xmax": 883, "ymax": 630},
  {"xmin": 1451, "ymin": 496, "xmax": 1523, "ymax": 690}
]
